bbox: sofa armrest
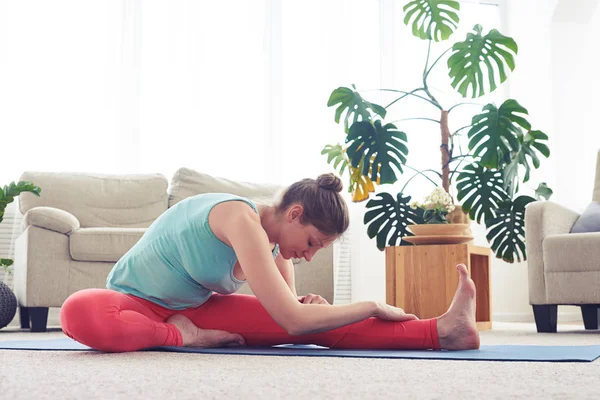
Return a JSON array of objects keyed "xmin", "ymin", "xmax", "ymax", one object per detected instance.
[
  {"xmin": 24, "ymin": 206, "xmax": 81, "ymax": 235},
  {"xmin": 525, "ymin": 201, "xmax": 580, "ymax": 304}
]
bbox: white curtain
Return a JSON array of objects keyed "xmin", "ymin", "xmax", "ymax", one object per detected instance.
[{"xmin": 0, "ymin": 0, "xmax": 504, "ymax": 301}]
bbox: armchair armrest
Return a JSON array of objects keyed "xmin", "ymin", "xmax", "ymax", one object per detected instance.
[
  {"xmin": 23, "ymin": 206, "xmax": 81, "ymax": 235},
  {"xmin": 525, "ymin": 201, "xmax": 580, "ymax": 304}
]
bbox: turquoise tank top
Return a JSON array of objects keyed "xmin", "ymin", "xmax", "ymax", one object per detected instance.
[{"xmin": 106, "ymin": 193, "xmax": 280, "ymax": 310}]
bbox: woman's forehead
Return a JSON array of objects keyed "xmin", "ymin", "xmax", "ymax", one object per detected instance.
[{"xmin": 309, "ymin": 228, "xmax": 336, "ymax": 245}]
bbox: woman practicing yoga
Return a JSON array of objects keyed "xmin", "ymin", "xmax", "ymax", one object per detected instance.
[{"xmin": 60, "ymin": 173, "xmax": 480, "ymax": 353}]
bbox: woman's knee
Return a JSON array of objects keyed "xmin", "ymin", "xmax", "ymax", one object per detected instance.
[{"xmin": 60, "ymin": 289, "xmax": 116, "ymax": 344}]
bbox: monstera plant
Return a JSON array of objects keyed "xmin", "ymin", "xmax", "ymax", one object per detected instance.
[
  {"xmin": 1, "ymin": 181, "xmax": 41, "ymax": 274},
  {"xmin": 322, "ymin": 0, "xmax": 552, "ymax": 263}
]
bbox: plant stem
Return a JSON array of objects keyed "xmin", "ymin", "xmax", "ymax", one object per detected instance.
[
  {"xmin": 452, "ymin": 124, "xmax": 472, "ymax": 136},
  {"xmin": 390, "ymin": 117, "xmax": 441, "ymax": 124},
  {"xmin": 400, "ymin": 166, "xmax": 440, "ymax": 194},
  {"xmin": 421, "ymin": 41, "xmax": 443, "ymax": 109},
  {"xmin": 376, "ymin": 88, "xmax": 442, "ymax": 110},
  {"xmin": 424, "ymin": 46, "xmax": 453, "ymax": 82},
  {"xmin": 440, "ymin": 110, "xmax": 451, "ymax": 192},
  {"xmin": 448, "ymin": 102, "xmax": 483, "ymax": 113},
  {"xmin": 449, "ymin": 156, "xmax": 474, "ymax": 183}
]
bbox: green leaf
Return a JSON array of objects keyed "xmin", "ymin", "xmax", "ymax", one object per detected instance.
[
  {"xmin": 321, "ymin": 144, "xmax": 350, "ymax": 177},
  {"xmin": 0, "ymin": 258, "xmax": 13, "ymax": 267},
  {"xmin": 535, "ymin": 182, "xmax": 553, "ymax": 200},
  {"xmin": 364, "ymin": 192, "xmax": 424, "ymax": 250},
  {"xmin": 327, "ymin": 85, "xmax": 387, "ymax": 133},
  {"xmin": 468, "ymin": 100, "xmax": 530, "ymax": 169},
  {"xmin": 448, "ymin": 25, "xmax": 518, "ymax": 98},
  {"xmin": 402, "ymin": 0, "xmax": 460, "ymax": 42},
  {"xmin": 519, "ymin": 130, "xmax": 550, "ymax": 182},
  {"xmin": 501, "ymin": 155, "xmax": 520, "ymax": 198},
  {"xmin": 501, "ymin": 128, "xmax": 550, "ymax": 195},
  {"xmin": 485, "ymin": 195, "xmax": 536, "ymax": 263},
  {"xmin": 456, "ymin": 163, "xmax": 509, "ymax": 224},
  {"xmin": 345, "ymin": 120, "xmax": 409, "ymax": 184}
]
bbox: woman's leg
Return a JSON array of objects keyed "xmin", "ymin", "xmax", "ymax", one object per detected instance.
[
  {"xmin": 180, "ymin": 294, "xmax": 440, "ymax": 350},
  {"xmin": 60, "ymin": 288, "xmax": 182, "ymax": 352},
  {"xmin": 178, "ymin": 264, "xmax": 480, "ymax": 350}
]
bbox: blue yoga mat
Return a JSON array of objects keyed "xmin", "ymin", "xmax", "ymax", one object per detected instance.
[{"xmin": 1, "ymin": 338, "xmax": 600, "ymax": 362}]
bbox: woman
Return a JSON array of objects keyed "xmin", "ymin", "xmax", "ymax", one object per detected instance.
[{"xmin": 60, "ymin": 173, "xmax": 480, "ymax": 353}]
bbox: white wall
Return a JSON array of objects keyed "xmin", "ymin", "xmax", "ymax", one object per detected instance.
[{"xmin": 350, "ymin": 0, "xmax": 600, "ymax": 323}]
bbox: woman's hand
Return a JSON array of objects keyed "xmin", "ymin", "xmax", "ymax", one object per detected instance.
[
  {"xmin": 373, "ymin": 302, "xmax": 419, "ymax": 322},
  {"xmin": 297, "ymin": 293, "xmax": 330, "ymax": 305}
]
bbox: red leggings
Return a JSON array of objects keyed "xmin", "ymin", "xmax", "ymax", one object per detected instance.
[{"xmin": 60, "ymin": 289, "xmax": 440, "ymax": 353}]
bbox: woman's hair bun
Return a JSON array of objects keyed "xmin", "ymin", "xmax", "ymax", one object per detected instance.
[{"xmin": 317, "ymin": 173, "xmax": 343, "ymax": 193}]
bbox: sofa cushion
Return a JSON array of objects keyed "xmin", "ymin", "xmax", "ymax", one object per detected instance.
[
  {"xmin": 69, "ymin": 227, "xmax": 146, "ymax": 262},
  {"xmin": 570, "ymin": 202, "xmax": 600, "ymax": 233},
  {"xmin": 19, "ymin": 171, "xmax": 169, "ymax": 228},
  {"xmin": 169, "ymin": 167, "xmax": 282, "ymax": 207}
]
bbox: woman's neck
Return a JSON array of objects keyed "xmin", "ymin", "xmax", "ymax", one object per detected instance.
[{"xmin": 257, "ymin": 204, "xmax": 280, "ymax": 244}]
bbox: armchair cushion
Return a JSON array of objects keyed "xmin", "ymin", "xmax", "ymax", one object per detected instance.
[
  {"xmin": 69, "ymin": 227, "xmax": 146, "ymax": 262},
  {"xmin": 24, "ymin": 206, "xmax": 81, "ymax": 234},
  {"xmin": 543, "ymin": 232, "xmax": 600, "ymax": 272},
  {"xmin": 570, "ymin": 202, "xmax": 600, "ymax": 233}
]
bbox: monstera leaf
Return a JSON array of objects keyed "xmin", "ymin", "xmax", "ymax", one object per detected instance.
[
  {"xmin": 349, "ymin": 161, "xmax": 377, "ymax": 202},
  {"xmin": 327, "ymin": 85, "xmax": 387, "ymax": 133},
  {"xmin": 403, "ymin": 0, "xmax": 460, "ymax": 42},
  {"xmin": 535, "ymin": 182, "xmax": 553, "ymax": 201},
  {"xmin": 468, "ymin": 100, "xmax": 531, "ymax": 169},
  {"xmin": 456, "ymin": 163, "xmax": 509, "ymax": 224},
  {"xmin": 485, "ymin": 195, "xmax": 536, "ymax": 263},
  {"xmin": 502, "ymin": 129, "xmax": 550, "ymax": 195},
  {"xmin": 345, "ymin": 120, "xmax": 408, "ymax": 184},
  {"xmin": 518, "ymin": 130, "xmax": 550, "ymax": 181},
  {"xmin": 448, "ymin": 24, "xmax": 518, "ymax": 98},
  {"xmin": 364, "ymin": 192, "xmax": 424, "ymax": 250},
  {"xmin": 321, "ymin": 143, "xmax": 350, "ymax": 177}
]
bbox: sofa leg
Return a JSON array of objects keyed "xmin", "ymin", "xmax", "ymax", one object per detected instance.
[
  {"xmin": 29, "ymin": 307, "xmax": 49, "ymax": 332},
  {"xmin": 532, "ymin": 305, "xmax": 557, "ymax": 333},
  {"xmin": 19, "ymin": 306, "xmax": 30, "ymax": 329},
  {"xmin": 580, "ymin": 305, "xmax": 599, "ymax": 330}
]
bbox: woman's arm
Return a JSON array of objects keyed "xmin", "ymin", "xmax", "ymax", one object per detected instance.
[
  {"xmin": 219, "ymin": 203, "xmax": 379, "ymax": 335},
  {"xmin": 274, "ymin": 254, "xmax": 298, "ymax": 297}
]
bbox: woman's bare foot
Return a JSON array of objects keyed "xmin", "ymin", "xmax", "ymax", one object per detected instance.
[
  {"xmin": 166, "ymin": 314, "xmax": 246, "ymax": 348},
  {"xmin": 436, "ymin": 264, "xmax": 480, "ymax": 350}
]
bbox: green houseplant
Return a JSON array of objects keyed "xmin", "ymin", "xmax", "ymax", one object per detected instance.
[
  {"xmin": 0, "ymin": 180, "xmax": 40, "ymax": 329},
  {"xmin": 322, "ymin": 0, "xmax": 552, "ymax": 263},
  {"xmin": 1, "ymin": 181, "xmax": 41, "ymax": 275}
]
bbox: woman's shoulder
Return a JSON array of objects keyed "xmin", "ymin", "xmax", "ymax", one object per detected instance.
[{"xmin": 207, "ymin": 197, "xmax": 262, "ymax": 246}]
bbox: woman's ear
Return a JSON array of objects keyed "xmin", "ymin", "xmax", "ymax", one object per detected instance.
[{"xmin": 288, "ymin": 204, "xmax": 304, "ymax": 222}]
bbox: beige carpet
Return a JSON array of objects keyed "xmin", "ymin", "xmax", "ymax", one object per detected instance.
[{"xmin": 1, "ymin": 321, "xmax": 599, "ymax": 400}]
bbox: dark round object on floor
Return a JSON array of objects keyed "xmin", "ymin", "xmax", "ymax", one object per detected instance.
[{"xmin": 0, "ymin": 281, "xmax": 17, "ymax": 329}]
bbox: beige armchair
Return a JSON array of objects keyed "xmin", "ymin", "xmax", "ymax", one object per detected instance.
[
  {"xmin": 525, "ymin": 151, "xmax": 600, "ymax": 332},
  {"xmin": 14, "ymin": 168, "xmax": 333, "ymax": 331}
]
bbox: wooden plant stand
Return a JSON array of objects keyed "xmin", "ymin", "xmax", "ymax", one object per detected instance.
[{"xmin": 385, "ymin": 244, "xmax": 492, "ymax": 330}]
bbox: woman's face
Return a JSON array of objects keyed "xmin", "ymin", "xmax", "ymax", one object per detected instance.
[{"xmin": 278, "ymin": 204, "xmax": 336, "ymax": 261}]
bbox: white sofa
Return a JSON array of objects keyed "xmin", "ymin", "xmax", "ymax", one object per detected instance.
[
  {"xmin": 525, "ymin": 150, "xmax": 600, "ymax": 332},
  {"xmin": 14, "ymin": 168, "xmax": 334, "ymax": 332}
]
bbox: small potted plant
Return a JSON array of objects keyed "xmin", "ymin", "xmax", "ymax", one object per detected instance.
[
  {"xmin": 410, "ymin": 187, "xmax": 455, "ymax": 224},
  {"xmin": 406, "ymin": 187, "xmax": 469, "ymax": 240}
]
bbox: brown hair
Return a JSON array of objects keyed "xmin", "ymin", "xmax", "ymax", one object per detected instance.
[{"xmin": 275, "ymin": 173, "xmax": 350, "ymax": 238}]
